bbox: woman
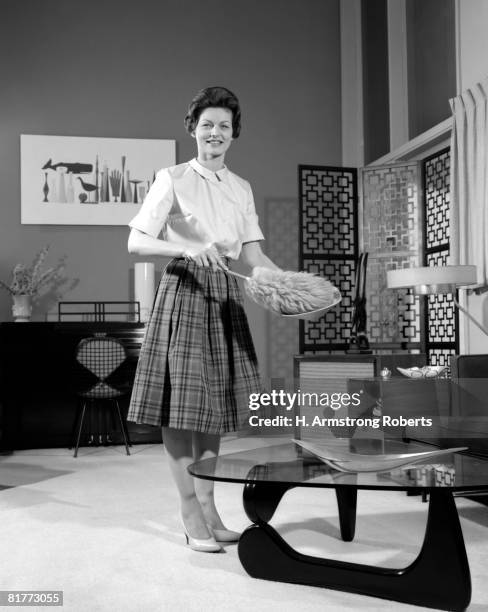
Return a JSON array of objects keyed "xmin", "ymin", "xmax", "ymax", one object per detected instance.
[{"xmin": 127, "ymin": 86, "xmax": 280, "ymax": 552}]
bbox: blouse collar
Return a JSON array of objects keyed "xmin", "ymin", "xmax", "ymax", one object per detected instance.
[{"xmin": 189, "ymin": 158, "xmax": 228, "ymax": 183}]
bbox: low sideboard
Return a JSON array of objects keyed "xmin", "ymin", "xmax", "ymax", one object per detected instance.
[{"xmin": 0, "ymin": 322, "xmax": 162, "ymax": 451}]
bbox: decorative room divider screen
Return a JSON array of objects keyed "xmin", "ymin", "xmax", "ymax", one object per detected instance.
[{"xmin": 297, "ymin": 153, "xmax": 458, "ymax": 364}]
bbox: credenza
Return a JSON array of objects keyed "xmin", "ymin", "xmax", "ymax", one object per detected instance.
[
  {"xmin": 0, "ymin": 322, "xmax": 162, "ymax": 451},
  {"xmin": 293, "ymin": 353, "xmax": 428, "ymax": 442},
  {"xmin": 293, "ymin": 353, "xmax": 488, "ymax": 460}
]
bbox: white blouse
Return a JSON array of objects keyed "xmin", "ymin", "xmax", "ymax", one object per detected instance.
[{"xmin": 128, "ymin": 158, "xmax": 264, "ymax": 260}]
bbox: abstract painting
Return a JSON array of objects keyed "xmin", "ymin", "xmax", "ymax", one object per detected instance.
[{"xmin": 21, "ymin": 135, "xmax": 176, "ymax": 225}]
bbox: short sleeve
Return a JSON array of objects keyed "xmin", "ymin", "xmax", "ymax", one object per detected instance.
[
  {"xmin": 128, "ymin": 169, "xmax": 174, "ymax": 238},
  {"xmin": 242, "ymin": 183, "xmax": 265, "ymax": 243}
]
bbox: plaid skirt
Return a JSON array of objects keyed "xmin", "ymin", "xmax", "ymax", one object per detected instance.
[{"xmin": 127, "ymin": 258, "xmax": 261, "ymax": 433}]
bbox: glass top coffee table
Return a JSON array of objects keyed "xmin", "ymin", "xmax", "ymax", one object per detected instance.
[{"xmin": 189, "ymin": 439, "xmax": 488, "ymax": 612}]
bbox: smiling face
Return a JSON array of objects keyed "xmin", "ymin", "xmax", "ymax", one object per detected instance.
[{"xmin": 192, "ymin": 107, "xmax": 234, "ymax": 165}]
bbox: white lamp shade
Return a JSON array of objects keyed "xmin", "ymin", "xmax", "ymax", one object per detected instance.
[
  {"xmin": 134, "ymin": 262, "xmax": 155, "ymax": 322},
  {"xmin": 387, "ymin": 265, "xmax": 477, "ymax": 294}
]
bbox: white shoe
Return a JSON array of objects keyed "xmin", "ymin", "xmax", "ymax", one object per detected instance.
[
  {"xmin": 207, "ymin": 524, "xmax": 240, "ymax": 542},
  {"xmin": 184, "ymin": 531, "xmax": 222, "ymax": 552}
]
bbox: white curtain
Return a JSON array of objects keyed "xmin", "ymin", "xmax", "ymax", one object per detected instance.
[{"xmin": 449, "ymin": 77, "xmax": 488, "ymax": 288}]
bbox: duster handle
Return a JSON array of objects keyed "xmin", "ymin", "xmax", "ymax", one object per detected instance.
[{"xmin": 225, "ymin": 269, "xmax": 250, "ymax": 281}]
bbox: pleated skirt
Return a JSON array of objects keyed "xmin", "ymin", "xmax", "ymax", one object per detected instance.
[{"xmin": 127, "ymin": 258, "xmax": 262, "ymax": 433}]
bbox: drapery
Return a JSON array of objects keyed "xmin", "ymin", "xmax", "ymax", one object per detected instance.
[{"xmin": 449, "ymin": 77, "xmax": 488, "ymax": 288}]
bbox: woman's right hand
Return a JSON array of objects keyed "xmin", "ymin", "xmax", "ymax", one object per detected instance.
[{"xmin": 184, "ymin": 244, "xmax": 228, "ymax": 270}]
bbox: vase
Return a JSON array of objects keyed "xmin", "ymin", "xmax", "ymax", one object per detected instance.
[
  {"xmin": 57, "ymin": 167, "xmax": 67, "ymax": 202},
  {"xmin": 43, "ymin": 172, "xmax": 49, "ymax": 202},
  {"xmin": 12, "ymin": 294, "xmax": 32, "ymax": 322},
  {"xmin": 125, "ymin": 170, "xmax": 132, "ymax": 203}
]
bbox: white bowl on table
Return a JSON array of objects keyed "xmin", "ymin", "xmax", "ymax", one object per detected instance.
[{"xmin": 397, "ymin": 365, "xmax": 447, "ymax": 379}]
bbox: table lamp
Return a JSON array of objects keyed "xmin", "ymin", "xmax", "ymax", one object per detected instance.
[{"xmin": 387, "ymin": 265, "xmax": 488, "ymax": 335}]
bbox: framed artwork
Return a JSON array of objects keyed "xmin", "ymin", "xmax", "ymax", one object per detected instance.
[{"xmin": 20, "ymin": 135, "xmax": 176, "ymax": 225}]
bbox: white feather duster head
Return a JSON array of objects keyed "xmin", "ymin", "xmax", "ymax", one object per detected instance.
[{"xmin": 244, "ymin": 267, "xmax": 341, "ymax": 316}]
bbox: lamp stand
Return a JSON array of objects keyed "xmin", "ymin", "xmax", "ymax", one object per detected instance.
[{"xmin": 453, "ymin": 296, "xmax": 488, "ymax": 336}]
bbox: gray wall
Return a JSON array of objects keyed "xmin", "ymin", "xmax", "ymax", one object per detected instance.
[
  {"xmin": 407, "ymin": 0, "xmax": 456, "ymax": 138},
  {"xmin": 0, "ymin": 0, "xmax": 341, "ymax": 377},
  {"xmin": 361, "ymin": 0, "xmax": 390, "ymax": 164}
]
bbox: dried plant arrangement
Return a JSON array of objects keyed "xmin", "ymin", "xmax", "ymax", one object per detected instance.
[{"xmin": 0, "ymin": 246, "xmax": 65, "ymax": 297}]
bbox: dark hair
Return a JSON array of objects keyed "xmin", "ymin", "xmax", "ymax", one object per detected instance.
[{"xmin": 184, "ymin": 86, "xmax": 241, "ymax": 138}]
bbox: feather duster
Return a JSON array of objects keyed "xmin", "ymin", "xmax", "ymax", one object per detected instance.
[{"xmin": 227, "ymin": 267, "xmax": 341, "ymax": 317}]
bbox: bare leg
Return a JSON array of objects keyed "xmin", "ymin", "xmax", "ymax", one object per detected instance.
[
  {"xmin": 162, "ymin": 426, "xmax": 211, "ymax": 539},
  {"xmin": 192, "ymin": 431, "xmax": 227, "ymax": 530}
]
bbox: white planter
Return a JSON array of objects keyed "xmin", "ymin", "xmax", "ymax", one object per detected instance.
[{"xmin": 12, "ymin": 294, "xmax": 32, "ymax": 322}]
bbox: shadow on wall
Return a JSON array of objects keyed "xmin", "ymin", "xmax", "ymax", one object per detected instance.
[{"xmin": 35, "ymin": 256, "xmax": 79, "ymax": 319}]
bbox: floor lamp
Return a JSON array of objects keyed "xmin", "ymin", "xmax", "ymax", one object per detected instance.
[{"xmin": 387, "ymin": 265, "xmax": 488, "ymax": 336}]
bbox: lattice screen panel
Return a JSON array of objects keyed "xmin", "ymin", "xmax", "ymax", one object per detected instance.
[
  {"xmin": 426, "ymin": 251, "xmax": 456, "ymax": 343},
  {"xmin": 361, "ymin": 163, "xmax": 422, "ymax": 346},
  {"xmin": 299, "ymin": 166, "xmax": 358, "ymax": 352},
  {"xmin": 427, "ymin": 348, "xmax": 455, "ymax": 367},
  {"xmin": 301, "ymin": 258, "xmax": 355, "ymax": 350},
  {"xmin": 423, "ymin": 149, "xmax": 457, "ymax": 365},
  {"xmin": 425, "ymin": 151, "xmax": 451, "ymax": 249},
  {"xmin": 300, "ymin": 168, "xmax": 357, "ymax": 257}
]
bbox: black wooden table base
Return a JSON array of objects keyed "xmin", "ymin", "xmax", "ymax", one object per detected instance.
[{"xmin": 238, "ymin": 482, "xmax": 471, "ymax": 612}]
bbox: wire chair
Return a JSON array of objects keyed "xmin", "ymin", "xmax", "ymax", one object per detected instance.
[{"xmin": 71, "ymin": 334, "xmax": 132, "ymax": 457}]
